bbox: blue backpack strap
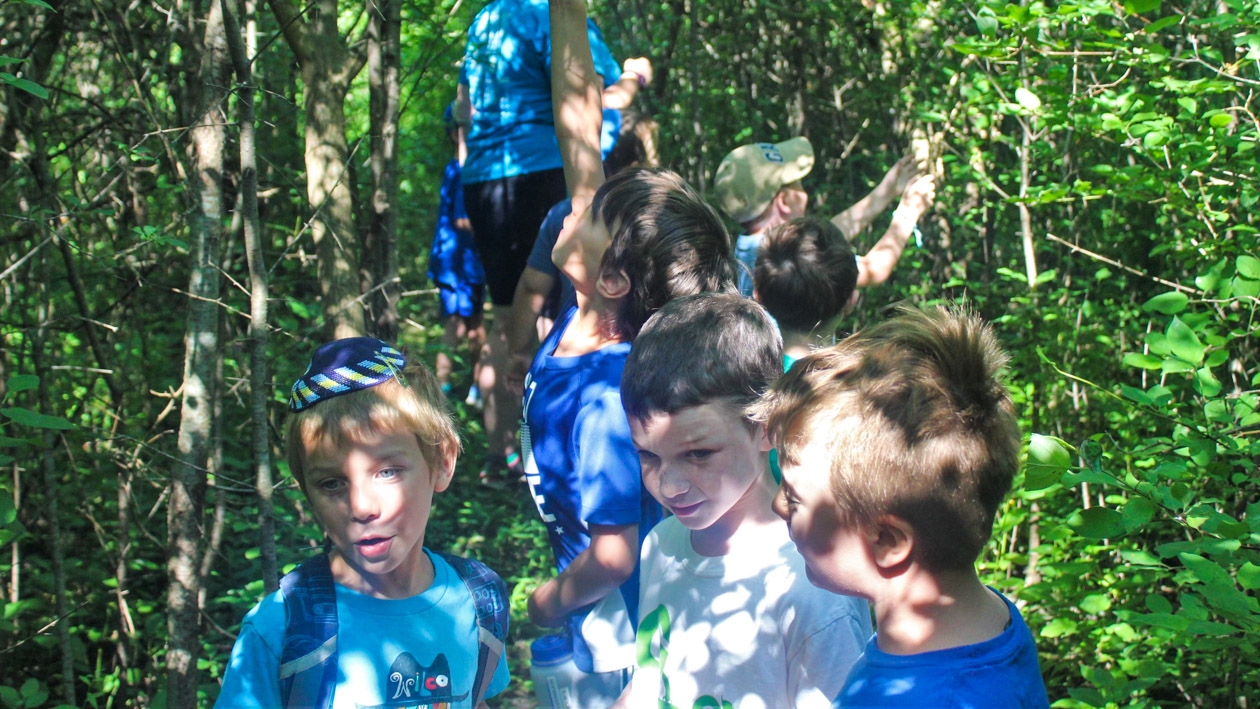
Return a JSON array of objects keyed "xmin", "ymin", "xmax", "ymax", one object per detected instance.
[
  {"xmin": 278, "ymin": 554, "xmax": 338, "ymax": 709},
  {"xmin": 438, "ymin": 552, "xmax": 509, "ymax": 706}
]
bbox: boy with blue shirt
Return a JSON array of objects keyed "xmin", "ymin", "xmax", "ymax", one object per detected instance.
[
  {"xmin": 216, "ymin": 338, "xmax": 508, "ymax": 708},
  {"xmin": 750, "ymin": 306, "xmax": 1051, "ymax": 708},
  {"xmin": 616, "ymin": 293, "xmax": 872, "ymax": 708},
  {"xmin": 456, "ymin": 0, "xmax": 649, "ymax": 477},
  {"xmin": 519, "ymin": 0, "xmax": 737, "ymax": 702}
]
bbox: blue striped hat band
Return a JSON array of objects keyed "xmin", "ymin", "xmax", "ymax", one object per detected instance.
[{"xmin": 288, "ymin": 337, "xmax": 407, "ymax": 412}]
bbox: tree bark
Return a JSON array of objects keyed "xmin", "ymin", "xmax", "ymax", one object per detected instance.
[
  {"xmin": 365, "ymin": 0, "xmax": 402, "ymax": 342},
  {"xmin": 266, "ymin": 0, "xmax": 367, "ymax": 339},
  {"xmin": 223, "ymin": 0, "xmax": 279, "ymax": 592},
  {"xmin": 167, "ymin": 0, "xmax": 228, "ymax": 701}
]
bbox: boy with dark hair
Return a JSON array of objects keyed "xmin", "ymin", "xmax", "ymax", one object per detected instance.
[
  {"xmin": 753, "ymin": 216, "xmax": 858, "ymax": 365},
  {"xmin": 712, "ymin": 137, "xmax": 935, "ymax": 297},
  {"xmin": 616, "ymin": 293, "xmax": 871, "ymax": 708},
  {"xmin": 216, "ymin": 338, "xmax": 508, "ymax": 708},
  {"xmin": 750, "ymin": 306, "xmax": 1050, "ymax": 707},
  {"xmin": 516, "ymin": 1, "xmax": 738, "ymax": 702}
]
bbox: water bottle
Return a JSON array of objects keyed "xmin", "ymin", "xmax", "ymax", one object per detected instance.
[{"xmin": 530, "ymin": 634, "xmax": 584, "ymax": 709}]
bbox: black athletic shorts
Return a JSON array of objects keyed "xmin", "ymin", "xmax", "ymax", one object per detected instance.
[{"xmin": 463, "ymin": 167, "xmax": 568, "ymax": 306}]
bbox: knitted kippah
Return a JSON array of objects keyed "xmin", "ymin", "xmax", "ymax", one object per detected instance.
[{"xmin": 288, "ymin": 337, "xmax": 407, "ymax": 412}]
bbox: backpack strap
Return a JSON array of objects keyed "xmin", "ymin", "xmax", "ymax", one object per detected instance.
[
  {"xmin": 438, "ymin": 552, "xmax": 509, "ymax": 707},
  {"xmin": 278, "ymin": 554, "xmax": 338, "ymax": 709}
]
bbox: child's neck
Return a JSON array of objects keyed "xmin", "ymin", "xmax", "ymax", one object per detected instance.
[
  {"xmin": 871, "ymin": 567, "xmax": 1009, "ymax": 655},
  {"xmin": 781, "ymin": 327, "xmax": 813, "ymax": 361},
  {"xmin": 690, "ymin": 465, "xmax": 780, "ymax": 557},
  {"xmin": 330, "ymin": 547, "xmax": 436, "ymax": 600},
  {"xmin": 554, "ymin": 291, "xmax": 624, "ymax": 357}
]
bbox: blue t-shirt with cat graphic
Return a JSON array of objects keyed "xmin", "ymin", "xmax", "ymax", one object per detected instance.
[{"xmin": 215, "ymin": 550, "xmax": 508, "ymax": 708}]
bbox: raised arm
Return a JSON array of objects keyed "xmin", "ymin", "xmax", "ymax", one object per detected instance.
[
  {"xmin": 831, "ymin": 154, "xmax": 923, "ymax": 238},
  {"xmin": 602, "ymin": 56, "xmax": 654, "ymax": 110},
  {"xmin": 549, "ymin": 0, "xmax": 606, "ymax": 212},
  {"xmin": 855, "ymin": 174, "xmax": 936, "ymax": 288}
]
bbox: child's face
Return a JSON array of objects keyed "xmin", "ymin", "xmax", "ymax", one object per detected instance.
[
  {"xmin": 775, "ymin": 436, "xmax": 872, "ymax": 597},
  {"xmin": 302, "ymin": 429, "xmax": 452, "ymax": 596},
  {"xmin": 553, "ymin": 202, "xmax": 611, "ymax": 293},
  {"xmin": 630, "ymin": 403, "xmax": 772, "ymax": 532}
]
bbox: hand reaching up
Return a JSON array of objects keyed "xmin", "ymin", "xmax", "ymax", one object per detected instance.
[
  {"xmin": 899, "ymin": 173, "xmax": 936, "ymax": 215},
  {"xmin": 621, "ymin": 56, "xmax": 653, "ymax": 86}
]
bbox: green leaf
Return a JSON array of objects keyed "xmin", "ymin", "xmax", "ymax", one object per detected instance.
[
  {"xmin": 1238, "ymin": 562, "xmax": 1260, "ymax": 591},
  {"xmin": 0, "ymin": 408, "xmax": 75, "ymax": 430},
  {"xmin": 1233, "ymin": 276, "xmax": 1260, "ymax": 298},
  {"xmin": 20, "ymin": 0, "xmax": 55, "ymax": 7},
  {"xmin": 1123, "ymin": 497, "xmax": 1157, "ymax": 531},
  {"xmin": 1195, "ymin": 367, "xmax": 1222, "ymax": 397},
  {"xmin": 0, "ymin": 685, "xmax": 17, "ymax": 707},
  {"xmin": 1068, "ymin": 507, "xmax": 1125, "ymax": 539},
  {"xmin": 1166, "ymin": 317, "xmax": 1205, "ymax": 364},
  {"xmin": 1120, "ymin": 550, "xmax": 1165, "ymax": 566},
  {"xmin": 1040, "ymin": 617, "xmax": 1078, "ymax": 637},
  {"xmin": 1122, "ymin": 353, "xmax": 1162, "ymax": 370},
  {"xmin": 1015, "ymin": 87, "xmax": 1041, "ymax": 111},
  {"xmin": 4, "ymin": 375, "xmax": 37, "ymax": 394},
  {"xmin": 1025, "ymin": 434, "xmax": 1070, "ymax": 490},
  {"xmin": 1142, "ymin": 291, "xmax": 1188, "ymax": 314},
  {"xmin": 1237, "ymin": 255, "xmax": 1260, "ymax": 279},
  {"xmin": 0, "ymin": 73, "xmax": 47, "ymax": 100},
  {"xmin": 19, "ymin": 679, "xmax": 47, "ymax": 707},
  {"xmin": 1124, "ymin": 0, "xmax": 1161, "ymax": 13},
  {"xmin": 1209, "ymin": 113, "xmax": 1232, "ymax": 128},
  {"xmin": 1145, "ymin": 15, "xmax": 1181, "ymax": 33},
  {"xmin": 1080, "ymin": 594, "xmax": 1112, "ymax": 614}
]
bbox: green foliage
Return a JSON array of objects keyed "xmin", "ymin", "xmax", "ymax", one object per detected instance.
[{"xmin": 2, "ymin": 0, "xmax": 1258, "ymax": 704}]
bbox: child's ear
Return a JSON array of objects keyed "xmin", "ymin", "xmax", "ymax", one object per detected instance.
[
  {"xmin": 596, "ymin": 267, "xmax": 631, "ymax": 300},
  {"xmin": 870, "ymin": 515, "xmax": 914, "ymax": 572},
  {"xmin": 432, "ymin": 450, "xmax": 457, "ymax": 493},
  {"xmin": 753, "ymin": 421, "xmax": 773, "ymax": 453}
]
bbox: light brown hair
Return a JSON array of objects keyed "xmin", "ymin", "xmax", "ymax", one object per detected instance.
[
  {"xmin": 285, "ymin": 362, "xmax": 460, "ymax": 492},
  {"xmin": 748, "ymin": 305, "xmax": 1019, "ymax": 571}
]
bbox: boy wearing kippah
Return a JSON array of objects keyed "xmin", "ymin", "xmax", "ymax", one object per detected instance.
[
  {"xmin": 216, "ymin": 338, "xmax": 509, "ymax": 708},
  {"xmin": 750, "ymin": 306, "xmax": 1050, "ymax": 707},
  {"xmin": 616, "ymin": 293, "xmax": 871, "ymax": 708}
]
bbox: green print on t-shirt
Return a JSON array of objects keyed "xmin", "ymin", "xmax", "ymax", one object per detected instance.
[{"xmin": 635, "ymin": 604, "xmax": 734, "ymax": 709}]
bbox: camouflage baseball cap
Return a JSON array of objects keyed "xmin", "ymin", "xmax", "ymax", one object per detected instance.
[{"xmin": 713, "ymin": 137, "xmax": 815, "ymax": 224}]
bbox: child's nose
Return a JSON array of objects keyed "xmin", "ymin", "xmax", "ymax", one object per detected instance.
[
  {"xmin": 348, "ymin": 485, "xmax": 380, "ymax": 522},
  {"xmin": 771, "ymin": 486, "xmax": 790, "ymax": 521},
  {"xmin": 657, "ymin": 463, "xmax": 689, "ymax": 498}
]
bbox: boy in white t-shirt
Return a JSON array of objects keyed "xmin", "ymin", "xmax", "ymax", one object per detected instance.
[{"xmin": 615, "ymin": 293, "xmax": 872, "ymax": 708}]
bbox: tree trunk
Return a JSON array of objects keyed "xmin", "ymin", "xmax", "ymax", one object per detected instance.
[
  {"xmin": 223, "ymin": 0, "xmax": 279, "ymax": 592},
  {"xmin": 167, "ymin": 0, "xmax": 228, "ymax": 701},
  {"xmin": 365, "ymin": 0, "xmax": 402, "ymax": 342},
  {"xmin": 266, "ymin": 0, "xmax": 367, "ymax": 339},
  {"xmin": 34, "ymin": 262, "xmax": 75, "ymax": 706}
]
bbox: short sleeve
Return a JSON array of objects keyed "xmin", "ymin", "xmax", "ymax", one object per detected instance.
[
  {"xmin": 786, "ymin": 601, "xmax": 872, "ymax": 708},
  {"xmin": 458, "ymin": 61, "xmax": 469, "ymax": 85},
  {"xmin": 527, "ymin": 200, "xmax": 569, "ymax": 277},
  {"xmin": 586, "ymin": 20, "xmax": 621, "ymax": 87},
  {"xmin": 574, "ymin": 389, "xmax": 642, "ymax": 526},
  {"xmin": 213, "ymin": 594, "xmax": 285, "ymax": 708}
]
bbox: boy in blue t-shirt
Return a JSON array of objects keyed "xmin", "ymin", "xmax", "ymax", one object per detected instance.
[
  {"xmin": 428, "ymin": 105, "xmax": 486, "ymax": 403},
  {"xmin": 216, "ymin": 338, "xmax": 508, "ymax": 708},
  {"xmin": 519, "ymin": 0, "xmax": 736, "ymax": 701},
  {"xmin": 750, "ymin": 306, "xmax": 1051, "ymax": 708}
]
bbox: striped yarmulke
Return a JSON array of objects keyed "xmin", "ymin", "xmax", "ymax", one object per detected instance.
[{"xmin": 288, "ymin": 337, "xmax": 407, "ymax": 412}]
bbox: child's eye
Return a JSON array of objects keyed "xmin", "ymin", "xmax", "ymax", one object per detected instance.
[
  {"xmin": 686, "ymin": 449, "xmax": 715, "ymax": 462},
  {"xmin": 314, "ymin": 478, "xmax": 345, "ymax": 493},
  {"xmin": 378, "ymin": 467, "xmax": 402, "ymax": 480}
]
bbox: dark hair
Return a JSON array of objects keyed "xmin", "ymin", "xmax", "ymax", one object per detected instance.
[
  {"xmin": 593, "ymin": 168, "xmax": 737, "ymax": 341},
  {"xmin": 603, "ymin": 110, "xmax": 660, "ymax": 177},
  {"xmin": 753, "ymin": 216, "xmax": 858, "ymax": 333},
  {"xmin": 622, "ymin": 292, "xmax": 782, "ymax": 422},
  {"xmin": 748, "ymin": 305, "xmax": 1019, "ymax": 572}
]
